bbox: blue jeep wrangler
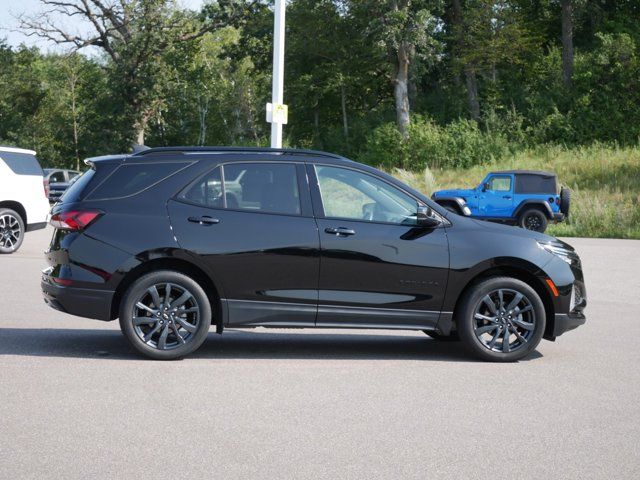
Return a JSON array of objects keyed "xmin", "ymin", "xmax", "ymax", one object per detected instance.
[{"xmin": 431, "ymin": 170, "xmax": 570, "ymax": 233}]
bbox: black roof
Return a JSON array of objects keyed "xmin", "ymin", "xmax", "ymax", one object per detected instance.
[
  {"xmin": 491, "ymin": 170, "xmax": 556, "ymax": 177},
  {"xmin": 132, "ymin": 146, "xmax": 349, "ymax": 161}
]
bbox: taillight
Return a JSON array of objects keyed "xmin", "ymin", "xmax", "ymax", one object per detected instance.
[
  {"xmin": 555, "ymin": 197, "xmax": 561, "ymax": 205},
  {"xmin": 43, "ymin": 179, "xmax": 49, "ymax": 198},
  {"xmin": 50, "ymin": 210, "xmax": 102, "ymax": 231}
]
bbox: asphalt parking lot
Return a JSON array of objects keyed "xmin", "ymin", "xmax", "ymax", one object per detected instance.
[{"xmin": 1, "ymin": 227, "xmax": 639, "ymax": 479}]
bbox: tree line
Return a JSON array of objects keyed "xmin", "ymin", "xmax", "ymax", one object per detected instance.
[{"xmin": 1, "ymin": 0, "xmax": 639, "ymax": 169}]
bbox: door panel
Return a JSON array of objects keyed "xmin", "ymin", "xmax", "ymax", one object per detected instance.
[
  {"xmin": 310, "ymin": 164, "xmax": 450, "ymax": 329},
  {"xmin": 478, "ymin": 175, "xmax": 514, "ymax": 217},
  {"xmin": 167, "ymin": 161, "xmax": 319, "ymax": 327}
]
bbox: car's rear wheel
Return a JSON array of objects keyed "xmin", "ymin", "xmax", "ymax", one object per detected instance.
[
  {"xmin": 0, "ymin": 208, "xmax": 25, "ymax": 254},
  {"xmin": 457, "ymin": 277, "xmax": 545, "ymax": 362},
  {"xmin": 119, "ymin": 271, "xmax": 211, "ymax": 360},
  {"xmin": 519, "ymin": 208, "xmax": 548, "ymax": 232}
]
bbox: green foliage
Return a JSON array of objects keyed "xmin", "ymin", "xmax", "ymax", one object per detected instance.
[{"xmin": 360, "ymin": 117, "xmax": 507, "ymax": 170}]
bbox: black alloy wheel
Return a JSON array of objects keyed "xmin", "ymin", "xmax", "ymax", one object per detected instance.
[
  {"xmin": 119, "ymin": 271, "xmax": 212, "ymax": 359},
  {"xmin": 519, "ymin": 209, "xmax": 548, "ymax": 233},
  {"xmin": 458, "ymin": 277, "xmax": 546, "ymax": 362}
]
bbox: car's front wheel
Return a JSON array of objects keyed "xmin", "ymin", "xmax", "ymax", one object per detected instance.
[
  {"xmin": 0, "ymin": 208, "xmax": 25, "ymax": 254},
  {"xmin": 119, "ymin": 270, "xmax": 212, "ymax": 360},
  {"xmin": 457, "ymin": 277, "xmax": 546, "ymax": 362}
]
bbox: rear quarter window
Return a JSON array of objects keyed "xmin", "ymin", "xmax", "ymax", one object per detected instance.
[
  {"xmin": 0, "ymin": 152, "xmax": 43, "ymax": 176},
  {"xmin": 86, "ymin": 162, "xmax": 191, "ymax": 200},
  {"xmin": 515, "ymin": 175, "xmax": 557, "ymax": 194}
]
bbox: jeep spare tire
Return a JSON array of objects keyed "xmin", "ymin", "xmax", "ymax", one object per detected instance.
[{"xmin": 560, "ymin": 187, "xmax": 570, "ymax": 217}]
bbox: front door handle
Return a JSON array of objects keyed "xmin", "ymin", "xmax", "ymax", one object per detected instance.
[
  {"xmin": 325, "ymin": 227, "xmax": 356, "ymax": 236},
  {"xmin": 188, "ymin": 216, "xmax": 220, "ymax": 225},
  {"xmin": 503, "ymin": 195, "xmax": 512, "ymax": 199}
]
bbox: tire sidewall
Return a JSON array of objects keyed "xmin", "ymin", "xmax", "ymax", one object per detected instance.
[
  {"xmin": 519, "ymin": 208, "xmax": 548, "ymax": 233},
  {"xmin": 458, "ymin": 277, "xmax": 546, "ymax": 362},
  {"xmin": 119, "ymin": 270, "xmax": 212, "ymax": 360},
  {"xmin": 0, "ymin": 208, "xmax": 25, "ymax": 254}
]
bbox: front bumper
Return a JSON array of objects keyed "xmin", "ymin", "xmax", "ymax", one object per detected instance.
[
  {"xmin": 553, "ymin": 312, "xmax": 586, "ymax": 336},
  {"xmin": 41, "ymin": 278, "xmax": 114, "ymax": 321}
]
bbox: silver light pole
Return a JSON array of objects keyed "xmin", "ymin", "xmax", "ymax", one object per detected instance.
[{"xmin": 269, "ymin": 0, "xmax": 287, "ymax": 148}]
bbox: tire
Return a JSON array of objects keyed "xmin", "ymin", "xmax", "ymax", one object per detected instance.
[
  {"xmin": 518, "ymin": 208, "xmax": 548, "ymax": 233},
  {"xmin": 560, "ymin": 187, "xmax": 570, "ymax": 217},
  {"xmin": 0, "ymin": 208, "xmax": 25, "ymax": 254},
  {"xmin": 457, "ymin": 277, "xmax": 546, "ymax": 362},
  {"xmin": 423, "ymin": 330, "xmax": 460, "ymax": 341},
  {"xmin": 119, "ymin": 270, "xmax": 212, "ymax": 360}
]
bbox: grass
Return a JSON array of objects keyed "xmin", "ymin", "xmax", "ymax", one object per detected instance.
[{"xmin": 387, "ymin": 144, "xmax": 640, "ymax": 239}]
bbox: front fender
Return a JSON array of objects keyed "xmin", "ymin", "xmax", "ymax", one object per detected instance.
[{"xmin": 432, "ymin": 196, "xmax": 471, "ymax": 216}]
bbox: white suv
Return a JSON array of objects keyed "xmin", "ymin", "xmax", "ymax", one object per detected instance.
[{"xmin": 0, "ymin": 146, "xmax": 50, "ymax": 253}]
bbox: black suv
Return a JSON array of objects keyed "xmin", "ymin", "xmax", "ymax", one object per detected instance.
[{"xmin": 42, "ymin": 147, "xmax": 586, "ymax": 361}]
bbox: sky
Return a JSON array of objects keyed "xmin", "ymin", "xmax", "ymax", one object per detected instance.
[{"xmin": 0, "ymin": 0, "xmax": 206, "ymax": 51}]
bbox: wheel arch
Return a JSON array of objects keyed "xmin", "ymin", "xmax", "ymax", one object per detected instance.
[
  {"xmin": 433, "ymin": 196, "xmax": 467, "ymax": 215},
  {"xmin": 110, "ymin": 255, "xmax": 224, "ymax": 331},
  {"xmin": 448, "ymin": 261, "xmax": 556, "ymax": 339},
  {"xmin": 0, "ymin": 200, "xmax": 27, "ymax": 225},
  {"xmin": 513, "ymin": 200, "xmax": 553, "ymax": 219}
]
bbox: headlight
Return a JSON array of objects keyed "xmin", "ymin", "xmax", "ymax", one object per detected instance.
[{"xmin": 537, "ymin": 241, "xmax": 580, "ymax": 266}]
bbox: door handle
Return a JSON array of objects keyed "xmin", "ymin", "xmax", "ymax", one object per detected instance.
[
  {"xmin": 503, "ymin": 195, "xmax": 512, "ymax": 199},
  {"xmin": 325, "ymin": 227, "xmax": 356, "ymax": 236},
  {"xmin": 188, "ymin": 216, "xmax": 220, "ymax": 225}
]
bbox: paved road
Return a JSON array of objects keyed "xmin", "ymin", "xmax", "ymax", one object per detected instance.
[{"xmin": 1, "ymin": 227, "xmax": 639, "ymax": 479}]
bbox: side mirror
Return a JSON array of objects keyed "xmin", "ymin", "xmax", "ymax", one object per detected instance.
[
  {"xmin": 416, "ymin": 205, "xmax": 441, "ymax": 228},
  {"xmin": 482, "ymin": 182, "xmax": 490, "ymax": 192}
]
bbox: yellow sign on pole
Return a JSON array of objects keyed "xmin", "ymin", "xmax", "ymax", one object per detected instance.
[{"xmin": 266, "ymin": 102, "xmax": 288, "ymax": 125}]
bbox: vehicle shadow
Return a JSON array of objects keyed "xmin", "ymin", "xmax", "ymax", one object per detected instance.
[{"xmin": 0, "ymin": 327, "xmax": 542, "ymax": 362}]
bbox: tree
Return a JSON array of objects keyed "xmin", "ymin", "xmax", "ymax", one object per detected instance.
[
  {"xmin": 561, "ymin": 0, "xmax": 573, "ymax": 88},
  {"xmin": 19, "ymin": 0, "xmax": 254, "ymax": 145},
  {"xmin": 352, "ymin": 0, "xmax": 442, "ymax": 137}
]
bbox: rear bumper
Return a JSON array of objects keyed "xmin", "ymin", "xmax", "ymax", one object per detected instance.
[
  {"xmin": 553, "ymin": 213, "xmax": 565, "ymax": 221},
  {"xmin": 26, "ymin": 222, "xmax": 47, "ymax": 232},
  {"xmin": 41, "ymin": 279, "xmax": 114, "ymax": 321},
  {"xmin": 553, "ymin": 312, "xmax": 586, "ymax": 337}
]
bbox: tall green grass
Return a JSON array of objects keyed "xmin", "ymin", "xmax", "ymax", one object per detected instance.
[{"xmin": 388, "ymin": 144, "xmax": 640, "ymax": 239}]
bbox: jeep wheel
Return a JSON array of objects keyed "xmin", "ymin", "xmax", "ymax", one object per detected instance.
[
  {"xmin": 519, "ymin": 208, "xmax": 548, "ymax": 233},
  {"xmin": 560, "ymin": 187, "xmax": 571, "ymax": 217},
  {"xmin": 457, "ymin": 277, "xmax": 546, "ymax": 362},
  {"xmin": 443, "ymin": 205, "xmax": 458, "ymax": 214},
  {"xmin": 0, "ymin": 208, "xmax": 25, "ymax": 254}
]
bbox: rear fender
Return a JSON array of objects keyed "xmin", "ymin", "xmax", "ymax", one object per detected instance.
[{"xmin": 513, "ymin": 200, "xmax": 554, "ymax": 219}]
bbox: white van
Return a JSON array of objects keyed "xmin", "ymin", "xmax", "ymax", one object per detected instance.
[{"xmin": 0, "ymin": 146, "xmax": 50, "ymax": 253}]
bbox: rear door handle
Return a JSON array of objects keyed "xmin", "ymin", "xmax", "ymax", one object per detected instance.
[
  {"xmin": 188, "ymin": 216, "xmax": 220, "ymax": 225},
  {"xmin": 325, "ymin": 227, "xmax": 356, "ymax": 236}
]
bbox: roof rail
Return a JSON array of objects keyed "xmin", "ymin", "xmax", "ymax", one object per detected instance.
[{"xmin": 132, "ymin": 146, "xmax": 347, "ymax": 161}]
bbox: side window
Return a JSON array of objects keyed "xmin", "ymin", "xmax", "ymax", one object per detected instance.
[
  {"xmin": 488, "ymin": 176, "xmax": 512, "ymax": 192},
  {"xmin": 224, "ymin": 163, "xmax": 300, "ymax": 215},
  {"xmin": 87, "ymin": 162, "xmax": 188, "ymax": 200},
  {"xmin": 181, "ymin": 163, "xmax": 301, "ymax": 216},
  {"xmin": 49, "ymin": 171, "xmax": 66, "ymax": 183},
  {"xmin": 0, "ymin": 152, "xmax": 43, "ymax": 176},
  {"xmin": 182, "ymin": 167, "xmax": 223, "ymax": 208},
  {"xmin": 315, "ymin": 165, "xmax": 418, "ymax": 225}
]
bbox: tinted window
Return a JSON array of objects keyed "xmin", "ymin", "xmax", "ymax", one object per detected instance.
[
  {"xmin": 315, "ymin": 165, "xmax": 418, "ymax": 225},
  {"xmin": 224, "ymin": 163, "xmax": 300, "ymax": 215},
  {"xmin": 515, "ymin": 174, "xmax": 556, "ymax": 194},
  {"xmin": 488, "ymin": 176, "xmax": 511, "ymax": 192},
  {"xmin": 181, "ymin": 163, "xmax": 301, "ymax": 215},
  {"xmin": 87, "ymin": 162, "xmax": 187, "ymax": 200},
  {"xmin": 60, "ymin": 169, "xmax": 96, "ymax": 203},
  {"xmin": 0, "ymin": 152, "xmax": 43, "ymax": 176},
  {"xmin": 182, "ymin": 167, "xmax": 223, "ymax": 208}
]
